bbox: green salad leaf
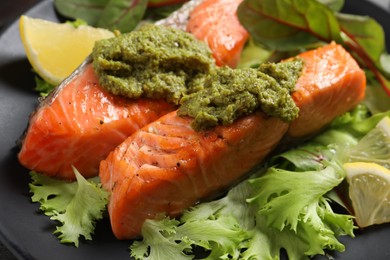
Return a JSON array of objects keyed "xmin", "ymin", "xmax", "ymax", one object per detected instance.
[
  {"xmin": 96, "ymin": 0, "xmax": 148, "ymax": 32},
  {"xmin": 25, "ymin": 1, "xmax": 390, "ymax": 257},
  {"xmin": 317, "ymin": 0, "xmax": 344, "ymax": 12},
  {"xmin": 130, "ymin": 105, "xmax": 390, "ymax": 259},
  {"xmin": 144, "ymin": 2, "xmax": 186, "ymax": 20},
  {"xmin": 248, "ymin": 160, "xmax": 350, "ymax": 232},
  {"xmin": 237, "ymin": 0, "xmax": 390, "ymax": 96},
  {"xmin": 54, "ymin": 0, "xmax": 110, "ymax": 26},
  {"xmin": 337, "ymin": 13, "xmax": 385, "ymax": 67},
  {"xmin": 29, "ymin": 167, "xmax": 109, "ymax": 247},
  {"xmin": 130, "ymin": 164, "xmax": 354, "ymax": 259},
  {"xmin": 364, "ymin": 71, "xmax": 390, "ymax": 114},
  {"xmin": 66, "ymin": 18, "xmax": 89, "ymax": 28},
  {"xmin": 26, "ymin": 101, "xmax": 390, "ymax": 258},
  {"xmin": 237, "ymin": 0, "xmax": 342, "ymax": 51},
  {"xmin": 34, "ymin": 76, "xmax": 55, "ymax": 97},
  {"xmin": 54, "ymin": 0, "xmax": 148, "ymax": 32}
]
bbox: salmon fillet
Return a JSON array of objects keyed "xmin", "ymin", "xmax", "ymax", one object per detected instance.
[
  {"xmin": 18, "ymin": 62, "xmax": 175, "ymax": 180},
  {"xmin": 99, "ymin": 43, "xmax": 366, "ymax": 239},
  {"xmin": 100, "ymin": 111, "xmax": 288, "ymax": 239},
  {"xmin": 18, "ymin": 0, "xmax": 248, "ymax": 180},
  {"xmin": 289, "ymin": 42, "xmax": 366, "ymax": 137},
  {"xmin": 186, "ymin": 0, "xmax": 249, "ymax": 68}
]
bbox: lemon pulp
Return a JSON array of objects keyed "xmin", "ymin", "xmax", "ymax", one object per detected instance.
[
  {"xmin": 344, "ymin": 162, "xmax": 390, "ymax": 228},
  {"xmin": 348, "ymin": 116, "xmax": 390, "ymax": 168}
]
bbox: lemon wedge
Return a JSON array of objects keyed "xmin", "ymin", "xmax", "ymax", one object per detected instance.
[
  {"xmin": 344, "ymin": 162, "xmax": 390, "ymax": 228},
  {"xmin": 349, "ymin": 116, "xmax": 390, "ymax": 168},
  {"xmin": 19, "ymin": 15, "xmax": 114, "ymax": 85}
]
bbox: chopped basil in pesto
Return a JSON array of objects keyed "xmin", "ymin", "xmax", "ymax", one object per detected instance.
[
  {"xmin": 178, "ymin": 60, "xmax": 303, "ymax": 130},
  {"xmin": 92, "ymin": 23, "xmax": 214, "ymax": 104},
  {"xmin": 92, "ymin": 24, "xmax": 302, "ymax": 130}
]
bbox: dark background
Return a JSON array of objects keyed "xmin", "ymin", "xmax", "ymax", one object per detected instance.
[
  {"xmin": 0, "ymin": 0, "xmax": 40, "ymax": 31},
  {"xmin": 1, "ymin": 0, "xmax": 390, "ymax": 259},
  {"xmin": 0, "ymin": 1, "xmax": 40, "ymax": 259}
]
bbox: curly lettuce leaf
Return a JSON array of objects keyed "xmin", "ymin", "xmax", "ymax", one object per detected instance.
[
  {"xmin": 130, "ymin": 161, "xmax": 354, "ymax": 259},
  {"xmin": 29, "ymin": 168, "xmax": 109, "ymax": 247},
  {"xmin": 131, "ymin": 217, "xmax": 193, "ymax": 260},
  {"xmin": 131, "ymin": 209, "xmax": 249, "ymax": 259},
  {"xmin": 248, "ymin": 162, "xmax": 349, "ymax": 231},
  {"xmin": 272, "ymin": 144, "xmax": 336, "ymax": 171},
  {"xmin": 130, "ymin": 106, "xmax": 388, "ymax": 259},
  {"xmin": 34, "ymin": 76, "xmax": 55, "ymax": 97}
]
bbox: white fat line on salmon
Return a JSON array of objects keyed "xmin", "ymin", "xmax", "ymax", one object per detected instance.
[{"xmin": 155, "ymin": 0, "xmax": 204, "ymax": 30}]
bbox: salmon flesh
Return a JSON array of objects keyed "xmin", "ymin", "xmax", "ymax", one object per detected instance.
[
  {"xmin": 18, "ymin": 60, "xmax": 175, "ymax": 180},
  {"xmin": 99, "ymin": 43, "xmax": 366, "ymax": 239}
]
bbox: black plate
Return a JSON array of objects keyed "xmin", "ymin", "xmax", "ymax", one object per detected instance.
[{"xmin": 0, "ymin": 1, "xmax": 390, "ymax": 259}]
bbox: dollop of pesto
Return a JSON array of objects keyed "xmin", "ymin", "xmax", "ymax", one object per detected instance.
[
  {"xmin": 92, "ymin": 23, "xmax": 215, "ymax": 104},
  {"xmin": 92, "ymin": 23, "xmax": 303, "ymax": 131},
  {"xmin": 178, "ymin": 59, "xmax": 303, "ymax": 130}
]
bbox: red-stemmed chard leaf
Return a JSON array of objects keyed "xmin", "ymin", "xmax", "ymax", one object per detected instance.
[
  {"xmin": 238, "ymin": 0, "xmax": 390, "ymax": 96},
  {"xmin": 237, "ymin": 0, "xmax": 342, "ymax": 51},
  {"xmin": 54, "ymin": 0, "xmax": 148, "ymax": 33},
  {"xmin": 54, "ymin": 0, "xmax": 110, "ymax": 25},
  {"xmin": 317, "ymin": 0, "xmax": 345, "ymax": 12},
  {"xmin": 97, "ymin": 0, "xmax": 148, "ymax": 32},
  {"xmin": 337, "ymin": 13, "xmax": 390, "ymax": 95}
]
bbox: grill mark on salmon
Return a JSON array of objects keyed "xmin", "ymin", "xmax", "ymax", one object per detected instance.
[
  {"xmin": 99, "ymin": 43, "xmax": 366, "ymax": 239},
  {"xmin": 155, "ymin": 0, "xmax": 204, "ymax": 30}
]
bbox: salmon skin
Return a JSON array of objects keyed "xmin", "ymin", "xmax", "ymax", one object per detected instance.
[
  {"xmin": 99, "ymin": 43, "xmax": 366, "ymax": 239},
  {"xmin": 18, "ymin": 58, "xmax": 175, "ymax": 180},
  {"xmin": 186, "ymin": 0, "xmax": 249, "ymax": 68},
  {"xmin": 156, "ymin": 0, "xmax": 203, "ymax": 30}
]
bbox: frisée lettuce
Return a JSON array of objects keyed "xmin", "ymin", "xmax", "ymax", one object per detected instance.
[
  {"xmin": 29, "ymin": 167, "xmax": 109, "ymax": 247},
  {"xmin": 20, "ymin": 0, "xmax": 390, "ymax": 259},
  {"xmin": 28, "ymin": 105, "xmax": 390, "ymax": 257},
  {"xmin": 129, "ymin": 105, "xmax": 390, "ymax": 259},
  {"xmin": 130, "ymin": 163, "xmax": 353, "ymax": 260}
]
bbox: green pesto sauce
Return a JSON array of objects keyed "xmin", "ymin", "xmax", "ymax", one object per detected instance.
[
  {"xmin": 92, "ymin": 24, "xmax": 303, "ymax": 130},
  {"xmin": 178, "ymin": 60, "xmax": 303, "ymax": 130},
  {"xmin": 92, "ymin": 23, "xmax": 215, "ymax": 104}
]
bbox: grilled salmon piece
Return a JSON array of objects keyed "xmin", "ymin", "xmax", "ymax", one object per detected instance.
[
  {"xmin": 17, "ymin": 0, "xmax": 247, "ymax": 180},
  {"xmin": 100, "ymin": 111, "xmax": 288, "ymax": 239},
  {"xmin": 186, "ymin": 0, "xmax": 249, "ymax": 68},
  {"xmin": 288, "ymin": 42, "xmax": 366, "ymax": 137},
  {"xmin": 18, "ymin": 61, "xmax": 175, "ymax": 180},
  {"xmin": 99, "ymin": 43, "xmax": 366, "ymax": 239}
]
